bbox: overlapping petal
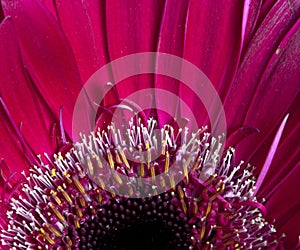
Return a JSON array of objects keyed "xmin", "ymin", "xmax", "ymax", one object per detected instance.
[{"xmin": 2, "ymin": 0, "xmax": 83, "ymax": 139}]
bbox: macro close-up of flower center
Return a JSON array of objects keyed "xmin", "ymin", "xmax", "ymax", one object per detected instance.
[
  {"xmin": 0, "ymin": 0, "xmax": 299, "ymax": 250},
  {"xmin": 0, "ymin": 118, "xmax": 283, "ymax": 249}
]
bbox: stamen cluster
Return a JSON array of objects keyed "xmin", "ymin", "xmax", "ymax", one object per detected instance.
[{"xmin": 0, "ymin": 119, "xmax": 281, "ymax": 249}]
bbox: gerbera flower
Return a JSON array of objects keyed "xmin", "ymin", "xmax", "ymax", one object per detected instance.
[{"xmin": 0, "ymin": 0, "xmax": 299, "ymax": 249}]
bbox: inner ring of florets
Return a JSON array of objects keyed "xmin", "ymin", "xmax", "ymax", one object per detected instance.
[{"xmin": 75, "ymin": 117, "xmax": 219, "ymax": 198}]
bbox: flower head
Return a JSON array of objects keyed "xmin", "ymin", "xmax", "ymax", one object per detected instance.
[{"xmin": 0, "ymin": 0, "xmax": 299, "ymax": 249}]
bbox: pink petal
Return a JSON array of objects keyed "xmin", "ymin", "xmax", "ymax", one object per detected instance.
[
  {"xmin": 224, "ymin": 0, "xmax": 300, "ymax": 134},
  {"xmin": 182, "ymin": 0, "xmax": 245, "ymax": 127},
  {"xmin": 242, "ymin": 0, "xmax": 262, "ymax": 49},
  {"xmin": 2, "ymin": 0, "xmax": 83, "ymax": 138},
  {"xmin": 0, "ymin": 18, "xmax": 56, "ymax": 168},
  {"xmin": 256, "ymin": 96, "xmax": 300, "ymax": 200},
  {"xmin": 105, "ymin": 0, "xmax": 164, "ymax": 116},
  {"xmin": 155, "ymin": 0, "xmax": 189, "ymax": 126},
  {"xmin": 233, "ymin": 17, "xmax": 300, "ymax": 167},
  {"xmin": 52, "ymin": 1, "xmax": 110, "ymax": 83},
  {"xmin": 265, "ymin": 164, "xmax": 300, "ymax": 249},
  {"xmin": 253, "ymin": 114, "xmax": 289, "ymax": 195}
]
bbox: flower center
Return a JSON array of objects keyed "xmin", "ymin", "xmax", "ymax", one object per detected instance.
[
  {"xmin": 71, "ymin": 195, "xmax": 191, "ymax": 250},
  {"xmin": 0, "ymin": 118, "xmax": 282, "ymax": 249}
]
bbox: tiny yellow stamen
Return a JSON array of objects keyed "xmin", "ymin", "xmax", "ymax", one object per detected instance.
[
  {"xmin": 73, "ymin": 178, "xmax": 86, "ymax": 195},
  {"xmin": 140, "ymin": 163, "xmax": 145, "ymax": 177},
  {"xmin": 118, "ymin": 146, "xmax": 130, "ymax": 169},
  {"xmin": 97, "ymin": 177, "xmax": 105, "ymax": 190},
  {"xmin": 74, "ymin": 217, "xmax": 80, "ymax": 228},
  {"xmin": 51, "ymin": 169, "xmax": 56, "ymax": 177},
  {"xmin": 58, "ymin": 186, "xmax": 73, "ymax": 204},
  {"xmin": 112, "ymin": 171, "xmax": 123, "ymax": 185},
  {"xmin": 161, "ymin": 140, "xmax": 167, "ymax": 155},
  {"xmin": 40, "ymin": 228, "xmax": 55, "ymax": 245},
  {"xmin": 164, "ymin": 151, "xmax": 170, "ymax": 173},
  {"xmin": 107, "ymin": 150, "xmax": 115, "ymax": 169},
  {"xmin": 75, "ymin": 205, "xmax": 83, "ymax": 218},
  {"xmin": 45, "ymin": 223, "xmax": 62, "ymax": 237},
  {"xmin": 183, "ymin": 156, "xmax": 192, "ymax": 183},
  {"xmin": 79, "ymin": 195, "xmax": 86, "ymax": 207},
  {"xmin": 50, "ymin": 190, "xmax": 62, "ymax": 206},
  {"xmin": 150, "ymin": 166, "xmax": 156, "ymax": 182},
  {"xmin": 86, "ymin": 156, "xmax": 94, "ymax": 176},
  {"xmin": 169, "ymin": 174, "xmax": 175, "ymax": 190},
  {"xmin": 180, "ymin": 199, "xmax": 187, "ymax": 215},
  {"xmin": 49, "ymin": 203, "xmax": 66, "ymax": 223},
  {"xmin": 200, "ymin": 223, "xmax": 206, "ymax": 240},
  {"xmin": 205, "ymin": 201, "xmax": 212, "ymax": 217}
]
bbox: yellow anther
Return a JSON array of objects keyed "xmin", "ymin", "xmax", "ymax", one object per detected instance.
[
  {"xmin": 183, "ymin": 156, "xmax": 191, "ymax": 183},
  {"xmin": 118, "ymin": 147, "xmax": 130, "ymax": 169},
  {"xmin": 160, "ymin": 176, "xmax": 166, "ymax": 188},
  {"xmin": 40, "ymin": 228, "xmax": 55, "ymax": 245},
  {"xmin": 129, "ymin": 186, "xmax": 134, "ymax": 196},
  {"xmin": 45, "ymin": 223, "xmax": 62, "ymax": 237},
  {"xmin": 97, "ymin": 177, "xmax": 105, "ymax": 190},
  {"xmin": 97, "ymin": 193, "xmax": 103, "ymax": 203},
  {"xmin": 73, "ymin": 178, "xmax": 86, "ymax": 195},
  {"xmin": 210, "ymin": 183, "xmax": 225, "ymax": 201},
  {"xmin": 50, "ymin": 190, "xmax": 61, "ymax": 203},
  {"xmin": 112, "ymin": 171, "xmax": 123, "ymax": 185},
  {"xmin": 169, "ymin": 174, "xmax": 175, "ymax": 190},
  {"xmin": 161, "ymin": 140, "xmax": 167, "ymax": 155},
  {"xmin": 205, "ymin": 174, "xmax": 218, "ymax": 185},
  {"xmin": 177, "ymin": 186, "xmax": 185, "ymax": 200},
  {"xmin": 107, "ymin": 150, "xmax": 115, "ymax": 169},
  {"xmin": 75, "ymin": 205, "xmax": 83, "ymax": 218},
  {"xmin": 65, "ymin": 236, "xmax": 72, "ymax": 247},
  {"xmin": 193, "ymin": 201, "xmax": 198, "ymax": 215},
  {"xmin": 51, "ymin": 169, "xmax": 56, "ymax": 177},
  {"xmin": 164, "ymin": 151, "xmax": 169, "ymax": 173},
  {"xmin": 58, "ymin": 186, "xmax": 73, "ymax": 204},
  {"xmin": 74, "ymin": 217, "xmax": 80, "ymax": 229},
  {"xmin": 147, "ymin": 148, "xmax": 151, "ymax": 169},
  {"xmin": 86, "ymin": 157, "xmax": 94, "ymax": 176},
  {"xmin": 150, "ymin": 166, "xmax": 156, "ymax": 182},
  {"xmin": 79, "ymin": 195, "xmax": 86, "ymax": 207},
  {"xmin": 95, "ymin": 155, "xmax": 103, "ymax": 168},
  {"xmin": 199, "ymin": 223, "xmax": 206, "ymax": 240},
  {"xmin": 145, "ymin": 140, "xmax": 150, "ymax": 149},
  {"xmin": 205, "ymin": 201, "xmax": 212, "ymax": 217},
  {"xmin": 192, "ymin": 156, "xmax": 201, "ymax": 171},
  {"xmin": 115, "ymin": 150, "xmax": 122, "ymax": 164},
  {"xmin": 180, "ymin": 199, "xmax": 187, "ymax": 215},
  {"xmin": 140, "ymin": 163, "xmax": 145, "ymax": 177},
  {"xmin": 49, "ymin": 203, "xmax": 66, "ymax": 223}
]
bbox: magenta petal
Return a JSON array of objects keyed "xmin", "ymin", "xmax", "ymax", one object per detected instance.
[
  {"xmin": 105, "ymin": 0, "xmax": 164, "ymax": 114},
  {"xmin": 253, "ymin": 115, "xmax": 288, "ymax": 195},
  {"xmin": 257, "ymin": 96, "xmax": 300, "ymax": 199},
  {"xmin": 182, "ymin": 0, "xmax": 245, "ymax": 127},
  {"xmin": 265, "ymin": 164, "xmax": 300, "ymax": 249},
  {"xmin": 224, "ymin": 0, "xmax": 300, "ymax": 134},
  {"xmin": 155, "ymin": 0, "xmax": 189, "ymax": 125},
  {"xmin": 242, "ymin": 0, "xmax": 262, "ymax": 48},
  {"xmin": 53, "ymin": 1, "xmax": 110, "ymax": 83},
  {"xmin": 233, "ymin": 17, "xmax": 300, "ymax": 168},
  {"xmin": 0, "ymin": 18, "xmax": 55, "ymax": 162},
  {"xmin": 2, "ymin": 0, "xmax": 83, "ymax": 138}
]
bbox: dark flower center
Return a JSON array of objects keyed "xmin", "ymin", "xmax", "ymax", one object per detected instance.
[{"xmin": 72, "ymin": 195, "xmax": 192, "ymax": 250}]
